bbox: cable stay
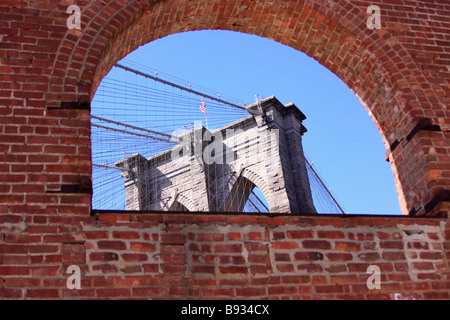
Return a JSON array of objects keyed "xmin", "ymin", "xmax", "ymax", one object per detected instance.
[
  {"xmin": 91, "ymin": 116, "xmax": 181, "ymax": 144},
  {"xmin": 114, "ymin": 63, "xmax": 262, "ymax": 117},
  {"xmin": 304, "ymin": 157, "xmax": 345, "ymax": 214},
  {"xmin": 92, "ymin": 115, "xmax": 180, "ymax": 141},
  {"xmin": 92, "ymin": 163, "xmax": 128, "ymax": 172},
  {"xmin": 91, "ymin": 60, "xmax": 346, "ymax": 215},
  {"xmin": 250, "ymin": 190, "xmax": 269, "ymax": 213}
]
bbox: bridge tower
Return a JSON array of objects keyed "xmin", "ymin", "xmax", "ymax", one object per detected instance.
[{"xmin": 116, "ymin": 96, "xmax": 317, "ymax": 214}]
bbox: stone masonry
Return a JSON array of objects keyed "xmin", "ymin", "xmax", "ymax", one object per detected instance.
[{"xmin": 116, "ymin": 97, "xmax": 317, "ymax": 214}]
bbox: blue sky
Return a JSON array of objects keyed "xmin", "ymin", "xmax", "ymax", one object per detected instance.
[{"xmin": 97, "ymin": 30, "xmax": 401, "ymax": 215}]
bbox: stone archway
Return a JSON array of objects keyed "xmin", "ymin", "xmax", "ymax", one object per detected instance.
[
  {"xmin": 46, "ymin": 0, "xmax": 449, "ymax": 216},
  {"xmin": 225, "ymin": 168, "xmax": 271, "ymax": 213}
]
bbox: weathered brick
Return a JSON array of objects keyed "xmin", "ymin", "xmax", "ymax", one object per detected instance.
[
  {"xmin": 272, "ymin": 241, "xmax": 299, "ymax": 249},
  {"xmin": 161, "ymin": 234, "xmax": 185, "ymax": 245},
  {"xmin": 130, "ymin": 242, "xmax": 156, "ymax": 252},
  {"xmin": 97, "ymin": 241, "xmax": 126, "ymax": 250},
  {"xmin": 302, "ymin": 240, "xmax": 331, "ymax": 250},
  {"xmin": 335, "ymin": 242, "xmax": 361, "ymax": 252},
  {"xmin": 287, "ymin": 230, "xmax": 314, "ymax": 239},
  {"xmin": 214, "ymin": 244, "xmax": 242, "ymax": 253},
  {"xmin": 0, "ymin": 0, "xmax": 448, "ymax": 301}
]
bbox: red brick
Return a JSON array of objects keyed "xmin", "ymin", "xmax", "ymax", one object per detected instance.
[
  {"xmin": 272, "ymin": 241, "xmax": 299, "ymax": 249},
  {"xmin": 236, "ymin": 287, "xmax": 266, "ymax": 297},
  {"xmin": 62, "ymin": 243, "xmax": 84, "ymax": 254},
  {"xmin": 246, "ymin": 232, "xmax": 262, "ymax": 240},
  {"xmin": 219, "ymin": 266, "xmax": 248, "ymax": 274},
  {"xmin": 317, "ymin": 230, "xmax": 345, "ymax": 239},
  {"xmin": 227, "ymin": 232, "xmax": 241, "ymax": 240},
  {"xmin": 96, "ymin": 288, "xmax": 132, "ymax": 298},
  {"xmin": 302, "ymin": 240, "xmax": 331, "ymax": 250},
  {"xmin": 294, "ymin": 251, "xmax": 324, "ymax": 261},
  {"xmin": 347, "ymin": 217, "xmax": 374, "ymax": 227},
  {"xmin": 419, "ymin": 252, "xmax": 444, "ymax": 260},
  {"xmin": 202, "ymin": 288, "xmax": 234, "ymax": 297},
  {"xmin": 112, "ymin": 231, "xmax": 140, "ymax": 239},
  {"xmin": 335, "ymin": 242, "xmax": 361, "ymax": 252},
  {"xmin": 245, "ymin": 242, "xmax": 269, "ymax": 252},
  {"xmin": 380, "ymin": 241, "xmax": 403, "ymax": 250},
  {"xmin": 275, "ymin": 253, "xmax": 291, "ymax": 261},
  {"xmin": 4, "ymin": 278, "xmax": 41, "ymax": 288},
  {"xmin": 281, "ymin": 275, "xmax": 310, "ymax": 284},
  {"xmin": 214, "ymin": 244, "xmax": 242, "ymax": 253},
  {"xmin": 276, "ymin": 264, "xmax": 294, "ymax": 273},
  {"xmin": 160, "ymin": 265, "xmax": 186, "ymax": 274},
  {"xmin": 357, "ymin": 252, "xmax": 381, "ymax": 261},
  {"xmin": 268, "ymin": 286, "xmax": 298, "ymax": 295},
  {"xmin": 97, "ymin": 241, "xmax": 127, "ymax": 250},
  {"xmin": 259, "ymin": 217, "xmax": 287, "ymax": 226},
  {"xmin": 297, "ymin": 263, "xmax": 323, "ymax": 273},
  {"xmin": 161, "ymin": 234, "xmax": 185, "ymax": 245},
  {"xmin": 62, "ymin": 289, "xmax": 96, "ymax": 298},
  {"xmin": 192, "ymin": 266, "xmax": 216, "ymax": 274},
  {"xmin": 412, "ymin": 262, "xmax": 435, "ymax": 271},
  {"xmin": 130, "ymin": 242, "xmax": 156, "ymax": 252},
  {"xmin": 132, "ymin": 287, "xmax": 166, "ymax": 297},
  {"xmin": 188, "ymin": 243, "xmax": 211, "ymax": 252},
  {"xmin": 197, "ymin": 233, "xmax": 224, "ymax": 242},
  {"xmin": 291, "ymin": 217, "xmax": 317, "ymax": 226},
  {"xmin": 160, "ymin": 245, "xmax": 184, "ymax": 254},
  {"xmin": 25, "ymin": 289, "xmax": 59, "ymax": 299},
  {"xmin": 195, "ymin": 216, "xmax": 227, "ymax": 223},
  {"xmin": 84, "ymin": 231, "xmax": 109, "ymax": 240},
  {"xmin": 89, "ymin": 252, "xmax": 119, "ymax": 261},
  {"xmin": 92, "ymin": 264, "xmax": 118, "ymax": 273},
  {"xmin": 248, "ymin": 254, "xmax": 270, "ymax": 264},
  {"xmin": 382, "ymin": 252, "xmax": 406, "ymax": 261},
  {"xmin": 168, "ymin": 287, "xmax": 199, "ymax": 296},
  {"xmin": 120, "ymin": 265, "xmax": 143, "ymax": 274},
  {"xmin": 122, "ymin": 253, "xmax": 148, "ymax": 262},
  {"xmin": 0, "ymin": 266, "xmax": 30, "ymax": 276},
  {"xmin": 326, "ymin": 253, "xmax": 353, "ymax": 261},
  {"xmin": 287, "ymin": 230, "xmax": 314, "ymax": 239}
]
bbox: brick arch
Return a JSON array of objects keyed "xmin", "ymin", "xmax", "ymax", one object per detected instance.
[{"xmin": 48, "ymin": 0, "xmax": 448, "ymax": 216}]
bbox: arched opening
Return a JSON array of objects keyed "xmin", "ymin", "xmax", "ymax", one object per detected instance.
[
  {"xmin": 51, "ymin": 0, "xmax": 446, "ymax": 215},
  {"xmin": 169, "ymin": 201, "xmax": 189, "ymax": 212},
  {"xmin": 225, "ymin": 175, "xmax": 271, "ymax": 213},
  {"xmin": 244, "ymin": 187, "xmax": 270, "ymax": 214},
  {"xmin": 91, "ymin": 30, "xmax": 400, "ymax": 214}
]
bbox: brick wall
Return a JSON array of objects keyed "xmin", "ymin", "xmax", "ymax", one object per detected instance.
[
  {"xmin": 0, "ymin": 0, "xmax": 449, "ymax": 300},
  {"xmin": 1, "ymin": 212, "xmax": 449, "ymax": 299}
]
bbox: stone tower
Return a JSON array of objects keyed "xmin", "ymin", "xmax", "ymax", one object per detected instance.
[{"xmin": 116, "ymin": 96, "xmax": 317, "ymax": 214}]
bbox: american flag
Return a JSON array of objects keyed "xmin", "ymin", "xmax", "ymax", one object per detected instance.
[{"xmin": 199, "ymin": 99, "xmax": 206, "ymax": 115}]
